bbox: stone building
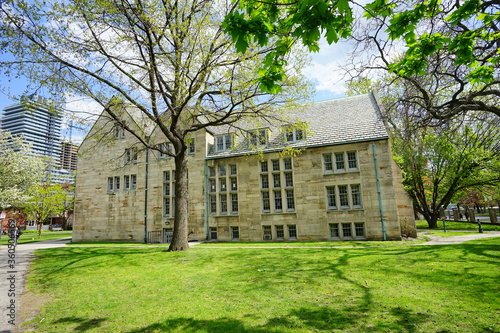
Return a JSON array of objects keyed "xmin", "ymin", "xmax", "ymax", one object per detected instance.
[{"xmin": 73, "ymin": 93, "xmax": 415, "ymax": 243}]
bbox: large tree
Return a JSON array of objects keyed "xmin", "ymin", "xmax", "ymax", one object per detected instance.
[
  {"xmin": 0, "ymin": 130, "xmax": 44, "ymax": 210},
  {"xmin": 224, "ymin": 0, "xmax": 499, "ymax": 121},
  {"xmin": 0, "ymin": 0, "xmax": 309, "ymax": 251}
]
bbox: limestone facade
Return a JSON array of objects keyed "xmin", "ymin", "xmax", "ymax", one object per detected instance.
[{"xmin": 73, "ymin": 93, "xmax": 415, "ymax": 243}]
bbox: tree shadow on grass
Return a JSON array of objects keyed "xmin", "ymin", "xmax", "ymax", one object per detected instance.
[{"xmin": 52, "ymin": 316, "xmax": 107, "ymax": 332}]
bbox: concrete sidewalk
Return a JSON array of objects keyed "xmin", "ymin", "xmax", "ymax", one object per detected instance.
[
  {"xmin": 417, "ymin": 230, "xmax": 500, "ymax": 245},
  {"xmin": 0, "ymin": 238, "xmax": 71, "ymax": 333}
]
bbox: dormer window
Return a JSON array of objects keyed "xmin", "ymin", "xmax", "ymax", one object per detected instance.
[
  {"xmin": 284, "ymin": 126, "xmax": 304, "ymax": 142},
  {"xmin": 158, "ymin": 142, "xmax": 173, "ymax": 158},
  {"xmin": 248, "ymin": 129, "xmax": 268, "ymax": 146},
  {"xmin": 125, "ymin": 147, "xmax": 138, "ymax": 164},
  {"xmin": 113, "ymin": 122, "xmax": 125, "ymax": 139},
  {"xmin": 216, "ymin": 134, "xmax": 232, "ymax": 151}
]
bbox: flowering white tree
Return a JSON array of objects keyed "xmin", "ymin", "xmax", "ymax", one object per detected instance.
[{"xmin": 0, "ymin": 130, "xmax": 44, "ymax": 210}]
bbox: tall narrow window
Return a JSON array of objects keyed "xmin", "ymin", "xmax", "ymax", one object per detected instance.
[
  {"xmin": 209, "ymin": 179, "xmax": 216, "ymax": 193},
  {"xmin": 288, "ymin": 225, "xmax": 297, "ymax": 239},
  {"xmin": 208, "ymin": 166, "xmax": 216, "ymax": 177},
  {"xmin": 275, "ymin": 225, "xmax": 284, "ymax": 240},
  {"xmin": 284, "ymin": 172, "xmax": 293, "ymax": 187},
  {"xmin": 209, "ymin": 195, "xmax": 217, "ymax": 214},
  {"xmin": 210, "ymin": 227, "xmax": 218, "ymax": 240},
  {"xmin": 347, "ymin": 151, "xmax": 358, "ymax": 170},
  {"xmin": 261, "ymin": 175, "xmax": 269, "ymax": 189},
  {"xmin": 219, "ymin": 165, "xmax": 226, "ymax": 177},
  {"xmin": 351, "ymin": 184, "xmax": 362, "ymax": 208},
  {"xmin": 335, "ymin": 153, "xmax": 345, "ymax": 171},
  {"xmin": 230, "ymin": 164, "xmax": 237, "ymax": 175},
  {"xmin": 219, "ymin": 178, "xmax": 227, "ymax": 192},
  {"xmin": 230, "ymin": 177, "xmax": 238, "ymax": 191},
  {"xmin": 272, "ymin": 159, "xmax": 280, "ymax": 171},
  {"xmin": 283, "ymin": 158, "xmax": 292, "ymax": 170},
  {"xmin": 326, "ymin": 186, "xmax": 337, "ymax": 209},
  {"xmin": 273, "ymin": 173, "xmax": 281, "ymax": 188},
  {"xmin": 338, "ymin": 185, "xmax": 349, "ymax": 208},
  {"xmin": 274, "ymin": 190, "xmax": 282, "ymax": 211},
  {"xmin": 262, "ymin": 192, "xmax": 270, "ymax": 212},
  {"xmin": 107, "ymin": 177, "xmax": 114, "ymax": 192},
  {"xmin": 263, "ymin": 226, "xmax": 272, "ymax": 240},
  {"xmin": 231, "ymin": 193, "xmax": 238, "ymax": 213},
  {"xmin": 286, "ymin": 189, "xmax": 295, "ymax": 211},
  {"xmin": 124, "ymin": 175, "xmax": 130, "ymax": 190},
  {"xmin": 131, "ymin": 175, "xmax": 137, "ymax": 189},
  {"xmin": 188, "ymin": 139, "xmax": 195, "ymax": 154},
  {"xmin": 260, "ymin": 160, "xmax": 268, "ymax": 172},
  {"xmin": 164, "ymin": 170, "xmax": 175, "ymax": 217},
  {"xmin": 323, "ymin": 154, "xmax": 333, "ymax": 172},
  {"xmin": 342, "ymin": 223, "xmax": 352, "ymax": 238},
  {"xmin": 355, "ymin": 223, "xmax": 365, "ymax": 237},
  {"xmin": 220, "ymin": 194, "xmax": 227, "ymax": 214},
  {"xmin": 114, "ymin": 176, "xmax": 120, "ymax": 191}
]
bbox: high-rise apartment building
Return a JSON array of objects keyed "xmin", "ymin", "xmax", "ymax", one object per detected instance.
[
  {"xmin": 1, "ymin": 94, "xmax": 75, "ymax": 183},
  {"xmin": 61, "ymin": 141, "xmax": 78, "ymax": 171}
]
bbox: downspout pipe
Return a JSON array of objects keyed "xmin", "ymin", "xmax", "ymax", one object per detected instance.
[
  {"xmin": 372, "ymin": 141, "xmax": 387, "ymax": 241},
  {"xmin": 204, "ymin": 159, "xmax": 209, "ymax": 241},
  {"xmin": 144, "ymin": 148, "xmax": 149, "ymax": 243}
]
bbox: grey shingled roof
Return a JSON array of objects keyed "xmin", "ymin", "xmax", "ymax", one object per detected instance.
[{"xmin": 207, "ymin": 92, "xmax": 389, "ymax": 159}]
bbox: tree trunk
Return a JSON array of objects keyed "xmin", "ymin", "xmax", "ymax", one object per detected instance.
[{"xmin": 168, "ymin": 151, "xmax": 190, "ymax": 252}]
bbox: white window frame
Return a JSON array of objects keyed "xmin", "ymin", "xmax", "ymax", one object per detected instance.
[{"xmin": 215, "ymin": 134, "xmax": 232, "ymax": 151}]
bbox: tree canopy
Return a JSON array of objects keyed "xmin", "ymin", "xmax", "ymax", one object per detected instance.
[
  {"xmin": 0, "ymin": 130, "xmax": 44, "ymax": 210},
  {"xmin": 0, "ymin": 0, "xmax": 310, "ymax": 250},
  {"xmin": 224, "ymin": 0, "xmax": 499, "ymax": 120}
]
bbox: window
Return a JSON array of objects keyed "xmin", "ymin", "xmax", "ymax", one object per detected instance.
[
  {"xmin": 274, "ymin": 190, "xmax": 282, "ymax": 211},
  {"xmin": 131, "ymin": 175, "xmax": 137, "ymax": 189},
  {"xmin": 272, "ymin": 159, "xmax": 280, "ymax": 171},
  {"xmin": 209, "ymin": 179, "xmax": 216, "ymax": 192},
  {"xmin": 355, "ymin": 223, "xmax": 365, "ymax": 237},
  {"xmin": 124, "ymin": 175, "xmax": 130, "ymax": 190},
  {"xmin": 219, "ymin": 165, "xmax": 226, "ymax": 177},
  {"xmin": 284, "ymin": 172, "xmax": 293, "ymax": 187},
  {"xmin": 338, "ymin": 185, "xmax": 349, "ymax": 208},
  {"xmin": 335, "ymin": 153, "xmax": 345, "ymax": 171},
  {"xmin": 248, "ymin": 129, "xmax": 268, "ymax": 146},
  {"xmin": 188, "ymin": 139, "xmax": 195, "ymax": 154},
  {"xmin": 164, "ymin": 170, "xmax": 175, "ymax": 217},
  {"xmin": 263, "ymin": 225, "xmax": 272, "ymax": 240},
  {"xmin": 288, "ymin": 225, "xmax": 297, "ymax": 239},
  {"xmin": 342, "ymin": 223, "xmax": 353, "ymax": 238},
  {"xmin": 273, "ymin": 174, "xmax": 281, "ymax": 188},
  {"xmin": 208, "ymin": 166, "xmax": 216, "ymax": 177},
  {"xmin": 261, "ymin": 175, "xmax": 269, "ymax": 189},
  {"xmin": 329, "ymin": 223, "xmax": 340, "ymax": 238},
  {"xmin": 158, "ymin": 142, "xmax": 173, "ymax": 158},
  {"xmin": 220, "ymin": 194, "xmax": 227, "ymax": 214},
  {"xmin": 262, "ymin": 192, "xmax": 270, "ymax": 212},
  {"xmin": 210, "ymin": 227, "xmax": 217, "ymax": 240},
  {"xmin": 113, "ymin": 123, "xmax": 125, "ymax": 139},
  {"xmin": 125, "ymin": 147, "xmax": 138, "ymax": 164},
  {"xmin": 231, "ymin": 226, "xmax": 239, "ymax": 241},
  {"xmin": 323, "ymin": 154, "xmax": 333, "ymax": 172},
  {"xmin": 351, "ymin": 184, "xmax": 362, "ymax": 208},
  {"xmin": 107, "ymin": 177, "xmax": 114, "ymax": 192},
  {"xmin": 216, "ymin": 134, "xmax": 232, "ymax": 151},
  {"xmin": 285, "ymin": 128, "xmax": 304, "ymax": 142},
  {"xmin": 260, "ymin": 158, "xmax": 295, "ymax": 213},
  {"xmin": 114, "ymin": 176, "xmax": 120, "ymax": 191},
  {"xmin": 286, "ymin": 189, "xmax": 295, "ymax": 210},
  {"xmin": 275, "ymin": 225, "xmax": 284, "ymax": 240},
  {"xmin": 231, "ymin": 193, "xmax": 238, "ymax": 213},
  {"xmin": 326, "ymin": 186, "xmax": 337, "ymax": 209},
  {"xmin": 347, "ymin": 151, "xmax": 358, "ymax": 170},
  {"xmin": 219, "ymin": 178, "xmax": 227, "ymax": 192},
  {"xmin": 260, "ymin": 161, "xmax": 268, "ymax": 172},
  {"xmin": 326, "ymin": 184, "xmax": 362, "ymax": 210},
  {"xmin": 230, "ymin": 177, "xmax": 238, "ymax": 191},
  {"xmin": 230, "ymin": 164, "xmax": 237, "ymax": 175},
  {"xmin": 209, "ymin": 195, "xmax": 217, "ymax": 214}
]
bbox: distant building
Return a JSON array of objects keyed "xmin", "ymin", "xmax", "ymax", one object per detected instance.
[
  {"xmin": 61, "ymin": 141, "xmax": 78, "ymax": 171},
  {"xmin": 0, "ymin": 94, "xmax": 74, "ymax": 183},
  {"xmin": 74, "ymin": 93, "xmax": 416, "ymax": 243}
]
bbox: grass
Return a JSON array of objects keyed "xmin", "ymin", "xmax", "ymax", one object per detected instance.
[
  {"xmin": 416, "ymin": 219, "xmax": 500, "ymax": 231},
  {"xmin": 23, "ymin": 238, "xmax": 500, "ymax": 333},
  {"xmin": 197, "ymin": 239, "xmax": 424, "ymax": 247},
  {"xmin": 0, "ymin": 230, "xmax": 72, "ymax": 245}
]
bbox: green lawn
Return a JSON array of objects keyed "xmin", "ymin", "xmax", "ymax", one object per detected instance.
[
  {"xmin": 0, "ymin": 231, "xmax": 72, "ymax": 245},
  {"xmin": 416, "ymin": 219, "xmax": 500, "ymax": 231},
  {"xmin": 24, "ymin": 238, "xmax": 500, "ymax": 333}
]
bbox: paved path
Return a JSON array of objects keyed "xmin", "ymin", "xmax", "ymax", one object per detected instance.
[
  {"xmin": 0, "ymin": 237, "xmax": 71, "ymax": 333},
  {"xmin": 1, "ymin": 232, "xmax": 499, "ymax": 332}
]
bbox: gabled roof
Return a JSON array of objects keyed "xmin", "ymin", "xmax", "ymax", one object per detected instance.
[{"xmin": 207, "ymin": 92, "xmax": 389, "ymax": 158}]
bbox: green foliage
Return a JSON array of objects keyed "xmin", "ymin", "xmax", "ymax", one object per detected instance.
[
  {"xmin": 0, "ymin": 130, "xmax": 44, "ymax": 209},
  {"xmin": 225, "ymin": 0, "xmax": 499, "ymax": 99}
]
